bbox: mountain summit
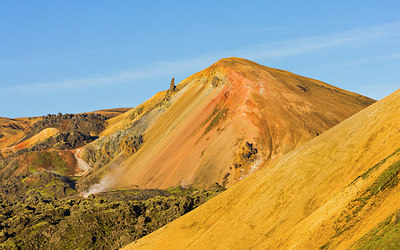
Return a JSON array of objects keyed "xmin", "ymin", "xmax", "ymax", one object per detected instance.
[{"xmin": 88, "ymin": 57, "xmax": 374, "ymax": 191}]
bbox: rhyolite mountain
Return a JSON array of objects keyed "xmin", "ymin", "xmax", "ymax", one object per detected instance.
[
  {"xmin": 81, "ymin": 57, "xmax": 374, "ymax": 192},
  {"xmin": 126, "ymin": 89, "xmax": 400, "ymax": 249}
]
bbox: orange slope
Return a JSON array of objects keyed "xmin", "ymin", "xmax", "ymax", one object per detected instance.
[
  {"xmin": 105, "ymin": 57, "xmax": 374, "ymax": 190},
  {"xmin": 0, "ymin": 117, "xmax": 38, "ymax": 146},
  {"xmin": 126, "ymin": 89, "xmax": 400, "ymax": 249}
]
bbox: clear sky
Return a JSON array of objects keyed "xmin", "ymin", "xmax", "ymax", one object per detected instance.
[{"xmin": 1, "ymin": 1, "xmax": 399, "ymax": 117}]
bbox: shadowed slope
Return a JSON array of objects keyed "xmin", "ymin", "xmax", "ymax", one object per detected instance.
[
  {"xmin": 103, "ymin": 57, "xmax": 374, "ymax": 190},
  {"xmin": 126, "ymin": 89, "xmax": 400, "ymax": 249}
]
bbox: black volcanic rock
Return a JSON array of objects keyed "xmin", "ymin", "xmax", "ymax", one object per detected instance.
[
  {"xmin": 7, "ymin": 113, "xmax": 109, "ymax": 155},
  {"xmin": 24, "ymin": 113, "xmax": 108, "ymax": 143}
]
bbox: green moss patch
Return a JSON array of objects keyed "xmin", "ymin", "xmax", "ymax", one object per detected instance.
[
  {"xmin": 354, "ymin": 210, "xmax": 400, "ymax": 249},
  {"xmin": 320, "ymin": 149, "xmax": 400, "ymax": 249},
  {"xmin": 368, "ymin": 160, "xmax": 400, "ymax": 196},
  {"xmin": 33, "ymin": 151, "xmax": 69, "ymax": 175},
  {"xmin": 357, "ymin": 147, "xmax": 400, "ymax": 181},
  {"xmin": 204, "ymin": 108, "xmax": 229, "ymax": 135}
]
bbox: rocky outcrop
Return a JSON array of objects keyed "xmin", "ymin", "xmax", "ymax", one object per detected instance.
[
  {"xmin": 162, "ymin": 77, "xmax": 178, "ymax": 107},
  {"xmin": 220, "ymin": 142, "xmax": 259, "ymax": 187},
  {"xmin": 162, "ymin": 77, "xmax": 181, "ymax": 107},
  {"xmin": 80, "ymin": 108, "xmax": 164, "ymax": 172},
  {"xmin": 81, "ymin": 133, "xmax": 143, "ymax": 171},
  {"xmin": 211, "ymin": 75, "xmax": 221, "ymax": 87},
  {"xmin": 232, "ymin": 142, "xmax": 258, "ymax": 169},
  {"xmin": 22, "ymin": 113, "xmax": 108, "ymax": 144},
  {"xmin": 169, "ymin": 77, "xmax": 175, "ymax": 92}
]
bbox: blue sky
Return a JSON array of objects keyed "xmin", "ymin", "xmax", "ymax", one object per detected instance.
[{"xmin": 1, "ymin": 1, "xmax": 399, "ymax": 117}]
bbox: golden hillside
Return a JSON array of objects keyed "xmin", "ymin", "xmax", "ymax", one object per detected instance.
[
  {"xmin": 0, "ymin": 117, "xmax": 40, "ymax": 151},
  {"xmin": 1, "ymin": 128, "xmax": 59, "ymax": 156},
  {"xmin": 127, "ymin": 89, "xmax": 400, "ymax": 249},
  {"xmin": 101, "ymin": 57, "xmax": 374, "ymax": 190}
]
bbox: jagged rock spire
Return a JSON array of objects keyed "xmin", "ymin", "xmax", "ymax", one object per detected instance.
[{"xmin": 170, "ymin": 77, "xmax": 175, "ymax": 91}]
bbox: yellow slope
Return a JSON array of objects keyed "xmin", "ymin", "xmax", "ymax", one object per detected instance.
[
  {"xmin": 126, "ymin": 89, "xmax": 400, "ymax": 249},
  {"xmin": 0, "ymin": 117, "xmax": 40, "ymax": 151},
  {"xmin": 100, "ymin": 91, "xmax": 167, "ymax": 137},
  {"xmin": 1, "ymin": 127, "xmax": 59, "ymax": 156}
]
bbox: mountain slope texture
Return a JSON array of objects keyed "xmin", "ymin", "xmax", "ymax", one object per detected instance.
[
  {"xmin": 126, "ymin": 89, "xmax": 400, "ymax": 249},
  {"xmin": 95, "ymin": 57, "xmax": 374, "ymax": 191}
]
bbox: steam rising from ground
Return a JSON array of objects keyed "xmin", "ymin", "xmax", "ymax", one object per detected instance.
[
  {"xmin": 81, "ymin": 174, "xmax": 115, "ymax": 198},
  {"xmin": 76, "ymin": 149, "xmax": 121, "ymax": 198}
]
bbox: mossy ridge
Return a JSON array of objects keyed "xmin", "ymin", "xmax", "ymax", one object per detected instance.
[
  {"xmin": 202, "ymin": 104, "xmax": 223, "ymax": 127},
  {"xmin": 356, "ymin": 147, "xmax": 400, "ymax": 182},
  {"xmin": 353, "ymin": 210, "xmax": 400, "ymax": 249},
  {"xmin": 204, "ymin": 108, "xmax": 229, "ymax": 135},
  {"xmin": 191, "ymin": 103, "xmax": 228, "ymax": 140},
  {"xmin": 320, "ymin": 150, "xmax": 400, "ymax": 249},
  {"xmin": 368, "ymin": 160, "xmax": 400, "ymax": 195}
]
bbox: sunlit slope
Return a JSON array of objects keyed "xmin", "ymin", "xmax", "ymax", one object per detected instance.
[
  {"xmin": 100, "ymin": 92, "xmax": 166, "ymax": 137},
  {"xmin": 127, "ymin": 89, "xmax": 400, "ymax": 249},
  {"xmin": 0, "ymin": 117, "xmax": 39, "ymax": 150},
  {"xmin": 109, "ymin": 57, "xmax": 374, "ymax": 189},
  {"xmin": 2, "ymin": 128, "xmax": 59, "ymax": 156}
]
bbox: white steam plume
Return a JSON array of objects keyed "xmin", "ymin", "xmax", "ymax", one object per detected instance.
[{"xmin": 81, "ymin": 174, "xmax": 115, "ymax": 197}]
